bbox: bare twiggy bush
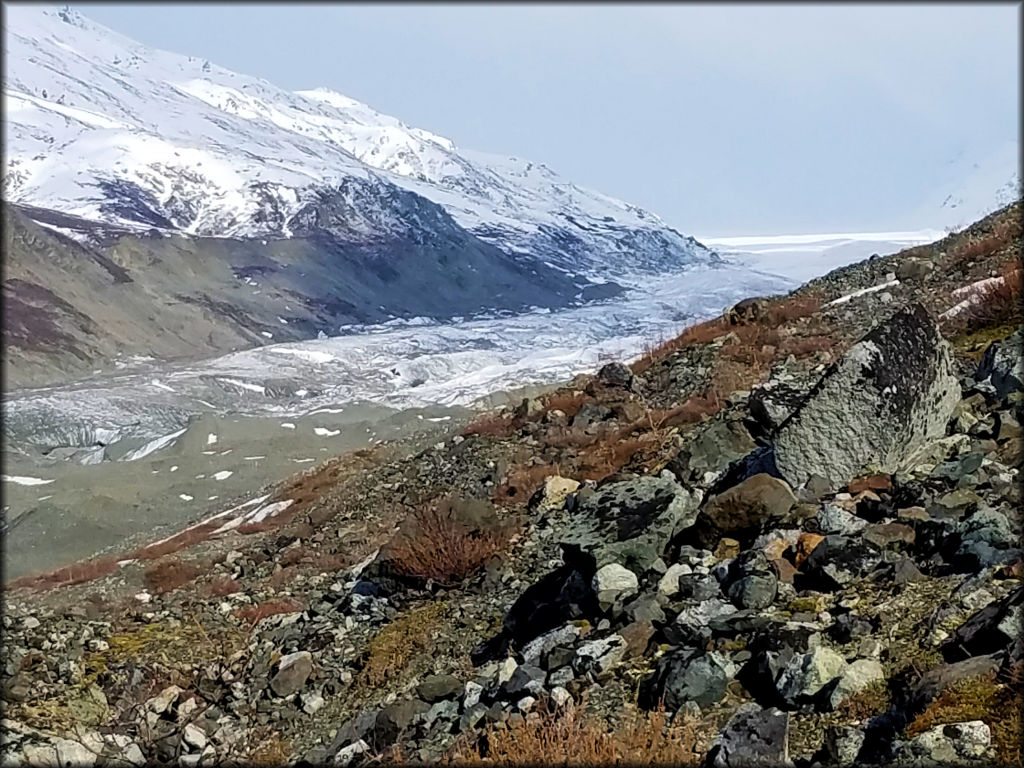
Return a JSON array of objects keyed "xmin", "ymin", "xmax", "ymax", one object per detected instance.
[
  {"xmin": 143, "ymin": 558, "xmax": 203, "ymax": 595},
  {"xmin": 451, "ymin": 701, "xmax": 706, "ymax": 766},
  {"xmin": 388, "ymin": 497, "xmax": 518, "ymax": 585}
]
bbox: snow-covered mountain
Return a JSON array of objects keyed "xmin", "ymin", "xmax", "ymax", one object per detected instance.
[
  {"xmin": 2, "ymin": 4, "xmax": 713, "ymax": 278},
  {"xmin": 910, "ymin": 140, "xmax": 1021, "ymax": 232}
]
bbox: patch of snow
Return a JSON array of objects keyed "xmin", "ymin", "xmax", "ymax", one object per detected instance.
[
  {"xmin": 212, "ymin": 470, "xmax": 233, "ymax": 481},
  {"xmin": 2, "ymin": 475, "xmax": 54, "ymax": 486},
  {"xmin": 825, "ymin": 279, "xmax": 901, "ymax": 307},
  {"xmin": 179, "ymin": 493, "xmax": 194, "ymax": 501},
  {"xmin": 313, "ymin": 426, "xmax": 340, "ymax": 437}
]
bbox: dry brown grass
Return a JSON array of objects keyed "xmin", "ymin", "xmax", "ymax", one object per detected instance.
[
  {"xmin": 387, "ymin": 499, "xmax": 519, "ymax": 586},
  {"xmin": 942, "ymin": 261, "xmax": 1023, "ymax": 339},
  {"xmin": 362, "ymin": 602, "xmax": 446, "ymax": 686},
  {"xmin": 462, "ymin": 411, "xmax": 520, "ymax": 438},
  {"xmin": 539, "ymin": 391, "xmax": 593, "ymax": 421},
  {"xmin": 233, "ymin": 598, "xmax": 304, "ymax": 625},
  {"xmin": 143, "ymin": 558, "xmax": 203, "ymax": 595},
  {"xmin": 205, "ymin": 575, "xmax": 241, "ymax": 597},
  {"xmin": 945, "ymin": 215, "xmax": 1022, "ymax": 271},
  {"xmin": 905, "ymin": 673, "xmax": 1022, "ymax": 764},
  {"xmin": 452, "ymin": 702, "xmax": 706, "ymax": 766},
  {"xmin": 8, "ymin": 555, "xmax": 120, "ymax": 590}
]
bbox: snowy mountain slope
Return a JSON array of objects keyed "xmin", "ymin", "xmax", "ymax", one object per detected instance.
[
  {"xmin": 909, "ymin": 140, "xmax": 1021, "ymax": 231},
  {"xmin": 3, "ymin": 5, "xmax": 715, "ymax": 278}
]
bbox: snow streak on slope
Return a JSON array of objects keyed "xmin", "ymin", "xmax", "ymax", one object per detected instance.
[{"xmin": 3, "ymin": 5, "xmax": 714, "ymax": 276}]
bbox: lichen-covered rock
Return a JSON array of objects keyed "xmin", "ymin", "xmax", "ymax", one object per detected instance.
[
  {"xmin": 896, "ymin": 721, "xmax": 993, "ymax": 765},
  {"xmin": 775, "ymin": 646, "xmax": 847, "ymax": 705},
  {"xmin": 773, "ymin": 304, "xmax": 960, "ymax": 491},
  {"xmin": 560, "ymin": 476, "xmax": 699, "ymax": 572}
]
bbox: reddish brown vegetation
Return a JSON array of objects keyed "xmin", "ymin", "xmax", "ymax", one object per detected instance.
[
  {"xmin": 493, "ymin": 463, "xmax": 560, "ymax": 505},
  {"xmin": 387, "ymin": 500, "xmax": 518, "ymax": 586},
  {"xmin": 942, "ymin": 261, "xmax": 1023, "ymax": 337},
  {"xmin": 452, "ymin": 702, "xmax": 706, "ymax": 766},
  {"xmin": 143, "ymin": 558, "xmax": 203, "ymax": 595},
  {"xmin": 205, "ymin": 575, "xmax": 242, "ymax": 597},
  {"xmin": 945, "ymin": 215, "xmax": 1022, "ymax": 271},
  {"xmin": 8, "ymin": 555, "xmax": 120, "ymax": 590},
  {"xmin": 233, "ymin": 598, "xmax": 304, "ymax": 624}
]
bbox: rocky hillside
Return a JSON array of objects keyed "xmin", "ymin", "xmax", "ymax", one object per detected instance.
[{"xmin": 2, "ymin": 202, "xmax": 1022, "ymax": 766}]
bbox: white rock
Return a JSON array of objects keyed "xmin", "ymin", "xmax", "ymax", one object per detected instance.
[
  {"xmin": 147, "ymin": 685, "xmax": 183, "ymax": 715},
  {"xmin": 183, "ymin": 723, "xmax": 207, "ymax": 751},
  {"xmin": 496, "ymin": 656, "xmax": 518, "ymax": 685},
  {"xmin": 334, "ymin": 740, "xmax": 370, "ymax": 766},
  {"xmin": 657, "ymin": 563, "xmax": 691, "ymax": 596},
  {"xmin": 592, "ymin": 563, "xmax": 639, "ymax": 602},
  {"xmin": 550, "ymin": 686, "xmax": 573, "ymax": 709},
  {"xmin": 300, "ymin": 691, "xmax": 325, "ymax": 715},
  {"xmin": 463, "ymin": 680, "xmax": 484, "ymax": 709},
  {"xmin": 517, "ymin": 695, "xmax": 537, "ymax": 712},
  {"xmin": 55, "ymin": 738, "xmax": 97, "ymax": 767}
]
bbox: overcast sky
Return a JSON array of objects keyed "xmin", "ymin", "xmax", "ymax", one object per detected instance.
[{"xmin": 69, "ymin": 3, "xmax": 1020, "ymax": 236}]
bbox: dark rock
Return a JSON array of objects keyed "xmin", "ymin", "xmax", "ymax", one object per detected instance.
[
  {"xmin": 373, "ymin": 699, "xmax": 430, "ymax": 745},
  {"xmin": 773, "ymin": 304, "xmax": 960, "ymax": 491},
  {"xmin": 501, "ymin": 664, "xmax": 546, "ymax": 699},
  {"xmin": 669, "ymin": 418, "xmax": 759, "ymax": 482},
  {"xmin": 798, "ymin": 535, "xmax": 884, "ymax": 591},
  {"xmin": 942, "ymin": 586, "xmax": 1023, "ymax": 663},
  {"xmin": 709, "ymin": 703, "xmax": 792, "ymax": 767},
  {"xmin": 597, "ymin": 361, "xmax": 635, "ymax": 389},
  {"xmin": 976, "ymin": 329, "xmax": 1024, "ymax": 398},
  {"xmin": 416, "ymin": 675, "xmax": 463, "ymax": 703},
  {"xmin": 639, "ymin": 649, "xmax": 732, "ymax": 711},
  {"xmin": 724, "ymin": 550, "xmax": 779, "ymax": 610}
]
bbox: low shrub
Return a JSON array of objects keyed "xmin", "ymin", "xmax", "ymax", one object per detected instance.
[
  {"xmin": 388, "ymin": 496, "xmax": 518, "ymax": 585},
  {"xmin": 452, "ymin": 701, "xmax": 706, "ymax": 766},
  {"xmin": 362, "ymin": 602, "xmax": 446, "ymax": 686},
  {"xmin": 233, "ymin": 598, "xmax": 304, "ymax": 625},
  {"xmin": 143, "ymin": 558, "xmax": 203, "ymax": 595}
]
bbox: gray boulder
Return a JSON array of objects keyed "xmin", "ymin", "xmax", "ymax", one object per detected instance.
[
  {"xmin": 560, "ymin": 476, "xmax": 699, "ymax": 572},
  {"xmin": 640, "ymin": 649, "xmax": 733, "ymax": 711},
  {"xmin": 774, "ymin": 304, "xmax": 960, "ymax": 491},
  {"xmin": 710, "ymin": 703, "xmax": 792, "ymax": 768}
]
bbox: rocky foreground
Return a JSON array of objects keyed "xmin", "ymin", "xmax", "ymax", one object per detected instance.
[{"xmin": 2, "ymin": 203, "xmax": 1022, "ymax": 766}]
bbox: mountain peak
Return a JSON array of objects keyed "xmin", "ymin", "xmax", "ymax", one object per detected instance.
[{"xmin": 3, "ymin": 6, "xmax": 714, "ymax": 278}]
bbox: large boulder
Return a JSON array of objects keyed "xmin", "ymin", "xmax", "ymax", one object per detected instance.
[
  {"xmin": 773, "ymin": 304, "xmax": 960, "ymax": 491},
  {"xmin": 560, "ymin": 476, "xmax": 699, "ymax": 572},
  {"xmin": 639, "ymin": 649, "xmax": 733, "ymax": 711},
  {"xmin": 697, "ymin": 474, "xmax": 797, "ymax": 545}
]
